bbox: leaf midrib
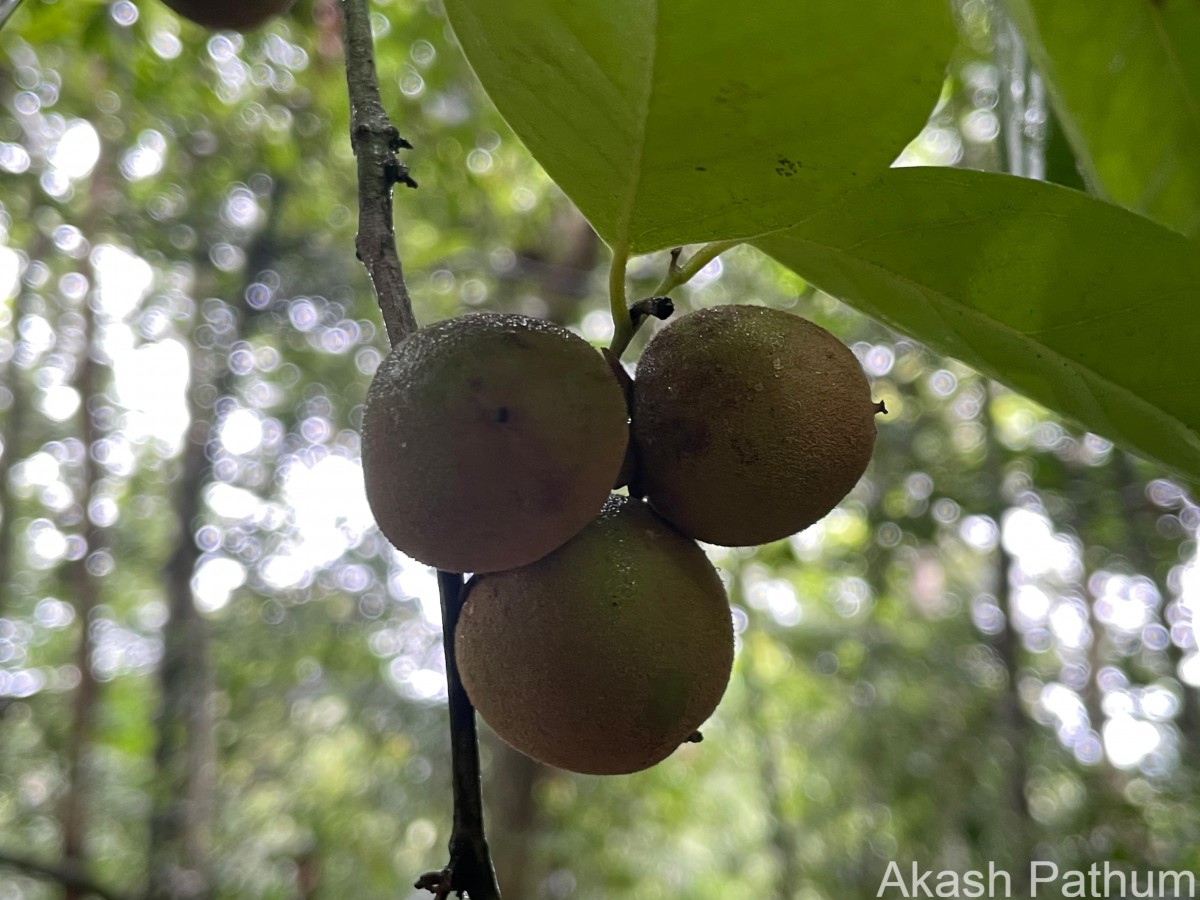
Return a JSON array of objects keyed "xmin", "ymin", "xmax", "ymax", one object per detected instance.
[
  {"xmin": 613, "ymin": 2, "xmax": 660, "ymax": 250},
  {"xmin": 1146, "ymin": 1, "xmax": 1200, "ymax": 140}
]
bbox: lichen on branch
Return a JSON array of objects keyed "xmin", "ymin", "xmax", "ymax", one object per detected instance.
[{"xmin": 340, "ymin": 0, "xmax": 418, "ymax": 346}]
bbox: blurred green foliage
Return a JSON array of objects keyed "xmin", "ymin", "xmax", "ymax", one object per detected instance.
[{"xmin": 0, "ymin": 1, "xmax": 1198, "ymax": 899}]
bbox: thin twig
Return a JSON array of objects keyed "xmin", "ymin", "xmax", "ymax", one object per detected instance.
[
  {"xmin": 341, "ymin": 0, "xmax": 418, "ymax": 345},
  {"xmin": 0, "ymin": 0, "xmax": 26, "ymax": 30},
  {"xmin": 609, "ymin": 240, "xmax": 740, "ymax": 358},
  {"xmin": 339, "ymin": 1, "xmax": 500, "ymax": 894},
  {"xmin": 652, "ymin": 239, "xmax": 741, "ymax": 296},
  {"xmin": 414, "ymin": 571, "xmax": 501, "ymax": 899},
  {"xmin": 0, "ymin": 850, "xmax": 127, "ymax": 900}
]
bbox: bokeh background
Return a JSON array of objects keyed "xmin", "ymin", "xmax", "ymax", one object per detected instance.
[{"xmin": 1, "ymin": 0, "xmax": 1198, "ymax": 897}]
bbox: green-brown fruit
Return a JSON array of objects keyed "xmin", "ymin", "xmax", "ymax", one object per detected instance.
[
  {"xmin": 362, "ymin": 313, "xmax": 628, "ymax": 574},
  {"xmin": 160, "ymin": 0, "xmax": 295, "ymax": 31},
  {"xmin": 456, "ymin": 494, "xmax": 734, "ymax": 775},
  {"xmin": 632, "ymin": 305, "xmax": 879, "ymax": 546}
]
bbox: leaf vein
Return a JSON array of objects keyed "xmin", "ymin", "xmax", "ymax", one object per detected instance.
[
  {"xmin": 1019, "ymin": 290, "xmax": 1192, "ymax": 338},
  {"xmin": 1147, "ymin": 3, "xmax": 1200, "ymax": 139},
  {"xmin": 614, "ymin": 3, "xmax": 660, "ymax": 248},
  {"xmin": 780, "ymin": 238, "xmax": 1200, "ymax": 464}
]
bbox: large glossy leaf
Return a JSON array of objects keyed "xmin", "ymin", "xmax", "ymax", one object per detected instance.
[
  {"xmin": 1006, "ymin": 0, "xmax": 1200, "ymax": 238},
  {"xmin": 443, "ymin": 0, "xmax": 953, "ymax": 254},
  {"xmin": 752, "ymin": 167, "xmax": 1200, "ymax": 481}
]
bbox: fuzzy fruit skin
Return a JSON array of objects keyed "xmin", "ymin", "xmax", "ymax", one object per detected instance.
[
  {"xmin": 456, "ymin": 494, "xmax": 733, "ymax": 775},
  {"xmin": 160, "ymin": 0, "xmax": 295, "ymax": 31},
  {"xmin": 362, "ymin": 313, "xmax": 629, "ymax": 574},
  {"xmin": 632, "ymin": 305, "xmax": 877, "ymax": 547}
]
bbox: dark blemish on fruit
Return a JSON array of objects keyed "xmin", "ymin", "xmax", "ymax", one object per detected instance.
[
  {"xmin": 500, "ymin": 332, "xmax": 533, "ymax": 349},
  {"xmin": 496, "ymin": 407, "xmax": 509, "ymax": 423},
  {"xmin": 775, "ymin": 157, "xmax": 800, "ymax": 177},
  {"xmin": 729, "ymin": 434, "xmax": 759, "ymax": 467},
  {"xmin": 667, "ymin": 417, "xmax": 711, "ymax": 459}
]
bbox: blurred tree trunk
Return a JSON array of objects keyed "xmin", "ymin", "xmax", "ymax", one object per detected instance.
[
  {"xmin": 743, "ymin": 662, "xmax": 802, "ymax": 900},
  {"xmin": 60, "ymin": 253, "xmax": 105, "ymax": 900},
  {"xmin": 487, "ymin": 742, "xmax": 546, "ymax": 898},
  {"xmin": 0, "ymin": 203, "xmax": 49, "ymax": 724},
  {"xmin": 0, "ymin": 232, "xmax": 39, "ymax": 628},
  {"xmin": 0, "ymin": 248, "xmax": 36, "ymax": 727},
  {"xmin": 517, "ymin": 209, "xmax": 600, "ymax": 311},
  {"xmin": 990, "ymin": 533, "xmax": 1035, "ymax": 892},
  {"xmin": 1110, "ymin": 453, "xmax": 1200, "ymax": 764},
  {"xmin": 145, "ymin": 245, "xmax": 223, "ymax": 900},
  {"xmin": 984, "ymin": 384, "xmax": 1035, "ymax": 893},
  {"xmin": 146, "ymin": 181, "xmax": 285, "ymax": 900},
  {"xmin": 146, "ymin": 364, "xmax": 217, "ymax": 900},
  {"xmin": 987, "ymin": 17, "xmax": 1048, "ymax": 881},
  {"xmin": 0, "ymin": 361, "xmax": 21, "ymax": 722},
  {"xmin": 1059, "ymin": 461, "xmax": 1135, "ymax": 804}
]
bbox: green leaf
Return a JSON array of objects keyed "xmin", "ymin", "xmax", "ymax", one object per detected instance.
[
  {"xmin": 1006, "ymin": 0, "xmax": 1200, "ymax": 238},
  {"xmin": 752, "ymin": 167, "xmax": 1200, "ymax": 481},
  {"xmin": 443, "ymin": 0, "xmax": 953, "ymax": 253}
]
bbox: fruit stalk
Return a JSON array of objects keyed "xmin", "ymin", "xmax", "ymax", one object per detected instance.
[
  {"xmin": 608, "ymin": 240, "xmax": 740, "ymax": 359},
  {"xmin": 340, "ymin": 1, "xmax": 501, "ymax": 895},
  {"xmin": 341, "ymin": 0, "xmax": 418, "ymax": 344},
  {"xmin": 435, "ymin": 571, "xmax": 501, "ymax": 898},
  {"xmin": 608, "ymin": 243, "xmax": 634, "ymax": 357},
  {"xmin": 651, "ymin": 240, "xmax": 741, "ymax": 297}
]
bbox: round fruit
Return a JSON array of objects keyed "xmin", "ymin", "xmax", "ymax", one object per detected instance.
[
  {"xmin": 631, "ymin": 304, "xmax": 879, "ymax": 547},
  {"xmin": 362, "ymin": 313, "xmax": 628, "ymax": 574},
  {"xmin": 456, "ymin": 494, "xmax": 734, "ymax": 775},
  {"xmin": 160, "ymin": 0, "xmax": 295, "ymax": 31}
]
